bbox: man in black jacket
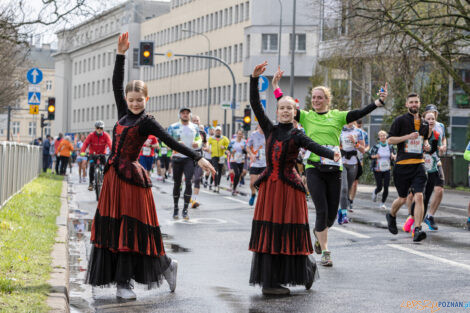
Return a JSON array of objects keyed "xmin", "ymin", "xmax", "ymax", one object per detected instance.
[{"xmin": 42, "ymin": 135, "xmax": 52, "ymax": 172}]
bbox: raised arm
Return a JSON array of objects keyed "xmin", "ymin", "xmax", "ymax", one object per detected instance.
[
  {"xmin": 113, "ymin": 32, "xmax": 130, "ymax": 119},
  {"xmin": 250, "ymin": 62, "xmax": 273, "ymax": 135}
]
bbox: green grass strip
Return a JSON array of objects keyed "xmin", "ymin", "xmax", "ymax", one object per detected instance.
[{"xmin": 0, "ymin": 173, "xmax": 64, "ymax": 313}]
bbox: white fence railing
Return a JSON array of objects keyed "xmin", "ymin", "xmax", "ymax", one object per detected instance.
[{"xmin": 0, "ymin": 141, "xmax": 42, "ymax": 208}]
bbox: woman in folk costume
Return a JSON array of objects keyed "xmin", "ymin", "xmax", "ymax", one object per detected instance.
[
  {"xmin": 86, "ymin": 32, "xmax": 215, "ymax": 299},
  {"xmin": 248, "ymin": 62, "xmax": 340, "ymax": 295}
]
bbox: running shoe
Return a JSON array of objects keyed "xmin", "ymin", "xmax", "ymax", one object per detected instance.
[
  {"xmin": 402, "ymin": 216, "xmax": 414, "ymax": 233},
  {"xmin": 412, "ymin": 226, "xmax": 427, "ymax": 242},
  {"xmin": 313, "ymin": 234, "xmax": 322, "ymax": 255},
  {"xmin": 348, "ymin": 199, "xmax": 354, "ymax": 212},
  {"xmin": 232, "ymin": 190, "xmax": 237, "ymax": 196},
  {"xmin": 386, "ymin": 213, "xmax": 398, "ymax": 234},
  {"xmin": 163, "ymin": 259, "xmax": 178, "ymax": 292},
  {"xmin": 320, "ymin": 250, "xmax": 333, "ymax": 267},
  {"xmin": 249, "ymin": 195, "xmax": 256, "ymax": 206},
  {"xmin": 203, "ymin": 181, "xmax": 208, "ymax": 188},
  {"xmin": 182, "ymin": 208, "xmax": 189, "ymax": 220},
  {"xmin": 209, "ymin": 184, "xmax": 212, "ymax": 190},
  {"xmin": 372, "ymin": 191, "xmax": 377, "ymax": 202},
  {"xmin": 424, "ymin": 216, "xmax": 438, "ymax": 231},
  {"xmin": 88, "ymin": 184, "xmax": 93, "ymax": 191},
  {"xmin": 380, "ymin": 203, "xmax": 387, "ymax": 210},
  {"xmin": 173, "ymin": 208, "xmax": 179, "ymax": 219},
  {"xmin": 337, "ymin": 210, "xmax": 344, "ymax": 225},
  {"xmin": 342, "ymin": 214, "xmax": 349, "ymax": 224},
  {"xmin": 191, "ymin": 201, "xmax": 200, "ymax": 209}
]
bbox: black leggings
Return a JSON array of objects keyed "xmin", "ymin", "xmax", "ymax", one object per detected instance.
[
  {"xmin": 59, "ymin": 156, "xmax": 69, "ymax": 175},
  {"xmin": 373, "ymin": 170, "xmax": 390, "ymax": 203},
  {"xmin": 211, "ymin": 157, "xmax": 225, "ymax": 187},
  {"xmin": 410, "ymin": 172, "xmax": 436, "ymax": 217},
  {"xmin": 306, "ymin": 167, "xmax": 342, "ymax": 232},
  {"xmin": 230, "ymin": 162, "xmax": 244, "ymax": 191},
  {"xmin": 172, "ymin": 158, "xmax": 195, "ymax": 208}
]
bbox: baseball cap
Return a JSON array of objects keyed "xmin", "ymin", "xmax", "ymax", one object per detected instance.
[
  {"xmin": 179, "ymin": 107, "xmax": 191, "ymax": 113},
  {"xmin": 424, "ymin": 104, "xmax": 438, "ymax": 113}
]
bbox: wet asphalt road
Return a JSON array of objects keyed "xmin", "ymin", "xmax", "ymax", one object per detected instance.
[{"xmin": 67, "ymin": 169, "xmax": 470, "ymax": 313}]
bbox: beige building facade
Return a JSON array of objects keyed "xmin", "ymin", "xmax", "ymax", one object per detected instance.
[{"xmin": 141, "ymin": 0, "xmax": 252, "ymax": 134}]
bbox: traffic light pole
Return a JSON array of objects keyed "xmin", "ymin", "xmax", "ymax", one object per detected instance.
[
  {"xmin": 154, "ymin": 52, "xmax": 237, "ymax": 136},
  {"xmin": 5, "ymin": 106, "xmax": 47, "ymax": 141}
]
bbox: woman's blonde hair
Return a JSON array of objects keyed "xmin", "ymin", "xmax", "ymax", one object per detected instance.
[
  {"xmin": 378, "ymin": 130, "xmax": 388, "ymax": 137},
  {"xmin": 277, "ymin": 95, "xmax": 297, "ymax": 109},
  {"xmin": 312, "ymin": 86, "xmax": 332, "ymax": 105},
  {"xmin": 125, "ymin": 80, "xmax": 148, "ymax": 97}
]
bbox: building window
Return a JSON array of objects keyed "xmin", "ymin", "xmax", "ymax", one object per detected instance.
[
  {"xmin": 290, "ymin": 33, "xmax": 306, "ymax": 52},
  {"xmin": 98, "ymin": 54, "xmax": 101, "ymax": 69},
  {"xmin": 240, "ymin": 3, "xmax": 244, "ymax": 21},
  {"xmin": 45, "ymin": 80, "xmax": 52, "ymax": 90},
  {"xmin": 12, "ymin": 121, "xmax": 20, "ymax": 135},
  {"xmin": 44, "ymin": 127, "xmax": 50, "ymax": 136},
  {"xmin": 245, "ymin": 1, "xmax": 250, "ymax": 20},
  {"xmin": 262, "ymin": 34, "xmax": 277, "ymax": 52},
  {"xmin": 239, "ymin": 43, "xmax": 243, "ymax": 61},
  {"xmin": 235, "ymin": 5, "xmax": 239, "ymax": 23},
  {"xmin": 78, "ymin": 85, "xmax": 81, "ymax": 98},
  {"xmin": 453, "ymin": 69, "xmax": 470, "ymax": 109},
  {"xmin": 246, "ymin": 35, "xmax": 250, "ymax": 57},
  {"xmin": 229, "ymin": 7, "xmax": 233, "ymax": 25},
  {"xmin": 107, "ymin": 78, "xmax": 111, "ymax": 93},
  {"xmin": 74, "ymin": 86, "xmax": 77, "ymax": 99},
  {"xmin": 97, "ymin": 81, "xmax": 100, "ymax": 95},
  {"xmin": 88, "ymin": 57, "xmax": 91, "ymax": 71},
  {"xmin": 91, "ymin": 107, "xmax": 95, "ymax": 120},
  {"xmin": 87, "ymin": 108, "xmax": 90, "ymax": 121}
]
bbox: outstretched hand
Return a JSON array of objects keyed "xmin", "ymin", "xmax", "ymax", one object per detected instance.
[
  {"xmin": 375, "ymin": 82, "xmax": 388, "ymax": 106},
  {"xmin": 117, "ymin": 32, "xmax": 130, "ymax": 54},
  {"xmin": 252, "ymin": 61, "xmax": 268, "ymax": 78},
  {"xmin": 272, "ymin": 66, "xmax": 284, "ymax": 89},
  {"xmin": 198, "ymin": 158, "xmax": 216, "ymax": 176}
]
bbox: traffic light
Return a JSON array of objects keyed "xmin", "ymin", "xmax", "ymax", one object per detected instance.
[
  {"xmin": 47, "ymin": 97, "xmax": 55, "ymax": 120},
  {"xmin": 139, "ymin": 41, "xmax": 154, "ymax": 66},
  {"xmin": 243, "ymin": 107, "xmax": 251, "ymax": 131},
  {"xmin": 40, "ymin": 114, "xmax": 48, "ymax": 128}
]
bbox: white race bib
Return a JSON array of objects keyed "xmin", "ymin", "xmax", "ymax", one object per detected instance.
[
  {"xmin": 405, "ymin": 136, "xmax": 423, "ymax": 154},
  {"xmin": 160, "ymin": 147, "xmax": 168, "ymax": 155},
  {"xmin": 424, "ymin": 154, "xmax": 433, "ymax": 171},
  {"xmin": 378, "ymin": 159, "xmax": 391, "ymax": 171},
  {"xmin": 142, "ymin": 146, "xmax": 151, "ymax": 156},
  {"xmin": 258, "ymin": 148, "xmax": 266, "ymax": 161},
  {"xmin": 234, "ymin": 152, "xmax": 244, "ymax": 163},
  {"xmin": 342, "ymin": 137, "xmax": 355, "ymax": 151},
  {"xmin": 320, "ymin": 145, "xmax": 342, "ymax": 167}
]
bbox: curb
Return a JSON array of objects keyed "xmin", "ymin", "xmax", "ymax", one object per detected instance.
[{"xmin": 47, "ymin": 179, "xmax": 70, "ymax": 313}]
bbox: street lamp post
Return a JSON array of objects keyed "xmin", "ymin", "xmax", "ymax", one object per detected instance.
[
  {"xmin": 277, "ymin": 0, "xmax": 283, "ymax": 68},
  {"xmin": 290, "ymin": 0, "xmax": 297, "ymax": 96},
  {"xmin": 182, "ymin": 29, "xmax": 211, "ymax": 126}
]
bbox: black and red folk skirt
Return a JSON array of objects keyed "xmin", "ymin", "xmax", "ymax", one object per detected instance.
[
  {"xmin": 86, "ymin": 166, "xmax": 171, "ymax": 288},
  {"xmin": 249, "ymin": 177, "xmax": 318, "ymax": 287}
]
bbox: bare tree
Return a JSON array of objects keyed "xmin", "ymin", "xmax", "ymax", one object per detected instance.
[{"xmin": 344, "ymin": 0, "xmax": 470, "ymax": 95}]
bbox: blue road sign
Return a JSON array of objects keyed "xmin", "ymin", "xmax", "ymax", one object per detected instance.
[
  {"xmin": 27, "ymin": 68, "xmax": 43, "ymax": 85},
  {"xmin": 28, "ymin": 92, "xmax": 41, "ymax": 105},
  {"xmin": 260, "ymin": 99, "xmax": 266, "ymax": 110},
  {"xmin": 258, "ymin": 75, "xmax": 269, "ymax": 92}
]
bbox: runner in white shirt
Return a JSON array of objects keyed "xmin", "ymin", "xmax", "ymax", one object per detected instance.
[{"xmin": 247, "ymin": 125, "xmax": 267, "ymax": 205}]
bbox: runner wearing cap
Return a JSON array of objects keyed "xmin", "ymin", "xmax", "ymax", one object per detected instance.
[
  {"xmin": 168, "ymin": 107, "xmax": 202, "ymax": 219},
  {"xmin": 207, "ymin": 126, "xmax": 230, "ymax": 193}
]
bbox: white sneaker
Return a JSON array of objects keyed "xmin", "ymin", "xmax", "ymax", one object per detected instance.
[
  {"xmin": 163, "ymin": 259, "xmax": 178, "ymax": 292},
  {"xmin": 116, "ymin": 283, "xmax": 136, "ymax": 299},
  {"xmin": 381, "ymin": 203, "xmax": 387, "ymax": 210},
  {"xmin": 372, "ymin": 192, "xmax": 377, "ymax": 202}
]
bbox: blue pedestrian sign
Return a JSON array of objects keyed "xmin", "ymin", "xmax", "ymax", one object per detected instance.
[
  {"xmin": 27, "ymin": 68, "xmax": 43, "ymax": 85},
  {"xmin": 260, "ymin": 99, "xmax": 266, "ymax": 110},
  {"xmin": 258, "ymin": 75, "xmax": 269, "ymax": 92},
  {"xmin": 28, "ymin": 92, "xmax": 41, "ymax": 105}
]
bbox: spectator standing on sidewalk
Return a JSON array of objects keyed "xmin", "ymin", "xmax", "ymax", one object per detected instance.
[
  {"xmin": 56, "ymin": 136, "xmax": 74, "ymax": 175},
  {"xmin": 53, "ymin": 133, "xmax": 64, "ymax": 174},
  {"xmin": 42, "ymin": 135, "xmax": 52, "ymax": 173}
]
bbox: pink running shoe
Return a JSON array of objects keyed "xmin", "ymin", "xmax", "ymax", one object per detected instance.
[{"xmin": 402, "ymin": 216, "xmax": 414, "ymax": 233}]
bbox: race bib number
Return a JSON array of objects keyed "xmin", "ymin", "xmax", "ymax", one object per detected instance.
[
  {"xmin": 378, "ymin": 159, "xmax": 391, "ymax": 171},
  {"xmin": 258, "ymin": 148, "xmax": 266, "ymax": 161},
  {"xmin": 405, "ymin": 136, "xmax": 423, "ymax": 154},
  {"xmin": 234, "ymin": 152, "xmax": 244, "ymax": 163},
  {"xmin": 160, "ymin": 147, "xmax": 168, "ymax": 155},
  {"xmin": 320, "ymin": 145, "xmax": 342, "ymax": 167},
  {"xmin": 342, "ymin": 136, "xmax": 355, "ymax": 151},
  {"xmin": 218, "ymin": 156, "xmax": 226, "ymax": 164},
  {"xmin": 424, "ymin": 154, "xmax": 433, "ymax": 171},
  {"xmin": 142, "ymin": 147, "xmax": 151, "ymax": 156}
]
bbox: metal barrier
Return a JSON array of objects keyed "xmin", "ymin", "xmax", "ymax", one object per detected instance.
[{"xmin": 0, "ymin": 141, "xmax": 42, "ymax": 208}]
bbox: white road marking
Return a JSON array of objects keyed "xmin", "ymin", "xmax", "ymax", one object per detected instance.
[
  {"xmin": 387, "ymin": 244, "xmax": 470, "ymax": 272},
  {"xmin": 200, "ymin": 190, "xmax": 216, "ymax": 195},
  {"xmin": 223, "ymin": 196, "xmax": 248, "ymax": 205},
  {"xmin": 330, "ymin": 226, "xmax": 371, "ymax": 239}
]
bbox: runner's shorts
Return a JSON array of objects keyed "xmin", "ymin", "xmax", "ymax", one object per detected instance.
[
  {"xmin": 249, "ymin": 166, "xmax": 266, "ymax": 175},
  {"xmin": 427, "ymin": 170, "xmax": 444, "ymax": 188},
  {"xmin": 393, "ymin": 163, "xmax": 427, "ymax": 198}
]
